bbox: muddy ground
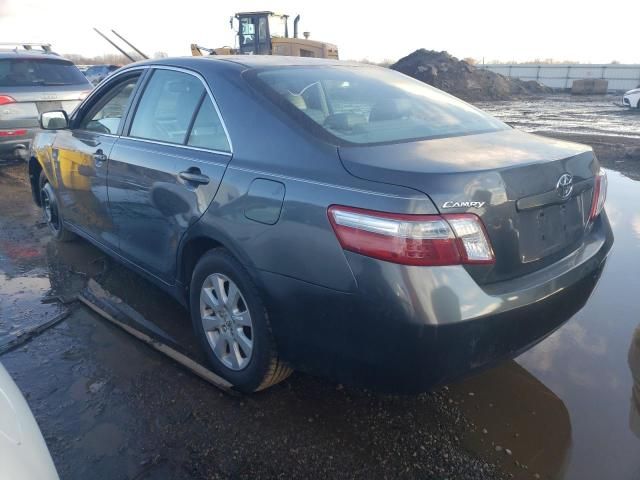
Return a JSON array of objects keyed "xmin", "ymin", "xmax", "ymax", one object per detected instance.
[
  {"xmin": 0, "ymin": 164, "xmax": 506, "ymax": 480},
  {"xmin": 1, "ymin": 95, "xmax": 640, "ymax": 479}
]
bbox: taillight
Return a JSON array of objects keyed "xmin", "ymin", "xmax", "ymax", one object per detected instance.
[
  {"xmin": 0, "ymin": 129, "xmax": 27, "ymax": 137},
  {"xmin": 327, "ymin": 206, "xmax": 495, "ymax": 266},
  {"xmin": 0, "ymin": 95, "xmax": 16, "ymax": 106},
  {"xmin": 589, "ymin": 169, "xmax": 607, "ymax": 221}
]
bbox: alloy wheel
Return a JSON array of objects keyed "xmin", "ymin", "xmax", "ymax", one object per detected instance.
[
  {"xmin": 199, "ymin": 273, "xmax": 253, "ymax": 370},
  {"xmin": 41, "ymin": 186, "xmax": 60, "ymax": 232}
]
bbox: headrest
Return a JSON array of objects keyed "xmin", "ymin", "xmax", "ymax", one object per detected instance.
[
  {"xmin": 323, "ymin": 113, "xmax": 367, "ymax": 131},
  {"xmin": 369, "ymin": 98, "xmax": 412, "ymax": 122}
]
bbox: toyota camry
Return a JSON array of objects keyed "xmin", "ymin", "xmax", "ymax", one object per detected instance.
[{"xmin": 28, "ymin": 56, "xmax": 613, "ymax": 392}]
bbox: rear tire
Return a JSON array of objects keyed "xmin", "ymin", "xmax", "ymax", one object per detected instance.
[
  {"xmin": 39, "ymin": 171, "xmax": 76, "ymax": 242},
  {"xmin": 189, "ymin": 248, "xmax": 292, "ymax": 393}
]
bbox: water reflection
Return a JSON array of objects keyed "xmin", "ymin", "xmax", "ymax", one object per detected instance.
[
  {"xmin": 457, "ymin": 170, "xmax": 640, "ymax": 479},
  {"xmin": 453, "ymin": 361, "xmax": 571, "ymax": 479},
  {"xmin": 516, "ymin": 169, "xmax": 640, "ymax": 479},
  {"xmin": 629, "ymin": 325, "xmax": 640, "ymax": 440}
]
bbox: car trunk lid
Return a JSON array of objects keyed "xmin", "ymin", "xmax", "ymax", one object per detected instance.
[
  {"xmin": 338, "ymin": 129, "xmax": 599, "ymax": 284},
  {"xmin": 0, "ymin": 86, "xmax": 89, "ymax": 129}
]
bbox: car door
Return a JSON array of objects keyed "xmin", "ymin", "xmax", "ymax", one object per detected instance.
[
  {"xmin": 51, "ymin": 70, "xmax": 143, "ymax": 249},
  {"xmin": 108, "ymin": 67, "xmax": 232, "ymax": 284}
]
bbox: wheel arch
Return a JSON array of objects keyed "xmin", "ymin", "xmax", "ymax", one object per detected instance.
[{"xmin": 177, "ymin": 227, "xmax": 262, "ymax": 304}]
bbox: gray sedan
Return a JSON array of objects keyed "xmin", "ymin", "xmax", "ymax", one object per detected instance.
[{"xmin": 29, "ymin": 56, "xmax": 612, "ymax": 393}]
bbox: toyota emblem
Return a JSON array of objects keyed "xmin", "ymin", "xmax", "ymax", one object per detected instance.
[{"xmin": 556, "ymin": 173, "xmax": 573, "ymax": 200}]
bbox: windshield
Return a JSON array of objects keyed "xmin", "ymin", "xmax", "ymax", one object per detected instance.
[
  {"xmin": 0, "ymin": 58, "xmax": 89, "ymax": 87},
  {"xmin": 249, "ymin": 66, "xmax": 509, "ymax": 145}
]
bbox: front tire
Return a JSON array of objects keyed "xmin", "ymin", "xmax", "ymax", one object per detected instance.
[
  {"xmin": 39, "ymin": 171, "xmax": 76, "ymax": 242},
  {"xmin": 189, "ymin": 249, "xmax": 291, "ymax": 392}
]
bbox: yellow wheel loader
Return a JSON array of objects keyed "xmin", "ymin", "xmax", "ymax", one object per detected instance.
[{"xmin": 191, "ymin": 11, "xmax": 338, "ymax": 59}]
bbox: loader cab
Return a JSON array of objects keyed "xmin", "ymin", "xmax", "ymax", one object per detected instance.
[{"xmin": 236, "ymin": 11, "xmax": 289, "ymax": 55}]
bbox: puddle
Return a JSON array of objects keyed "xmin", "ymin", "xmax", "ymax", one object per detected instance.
[
  {"xmin": 455, "ymin": 169, "xmax": 640, "ymax": 479},
  {"xmin": 0, "ymin": 271, "xmax": 63, "ymax": 343}
]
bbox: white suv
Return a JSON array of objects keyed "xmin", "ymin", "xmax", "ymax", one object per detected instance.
[{"xmin": 623, "ymin": 87, "xmax": 640, "ymax": 109}]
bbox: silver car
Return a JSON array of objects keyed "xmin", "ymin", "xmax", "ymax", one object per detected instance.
[{"xmin": 0, "ymin": 47, "xmax": 92, "ymax": 160}]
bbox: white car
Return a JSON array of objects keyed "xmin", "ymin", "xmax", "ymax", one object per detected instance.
[
  {"xmin": 623, "ymin": 87, "xmax": 640, "ymax": 109},
  {"xmin": 0, "ymin": 363, "xmax": 59, "ymax": 480}
]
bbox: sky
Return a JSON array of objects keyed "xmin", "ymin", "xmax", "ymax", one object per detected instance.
[{"xmin": 0, "ymin": 0, "xmax": 637, "ymax": 64}]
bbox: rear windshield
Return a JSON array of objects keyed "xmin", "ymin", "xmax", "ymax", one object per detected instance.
[
  {"xmin": 0, "ymin": 58, "xmax": 89, "ymax": 87},
  {"xmin": 247, "ymin": 66, "xmax": 508, "ymax": 145}
]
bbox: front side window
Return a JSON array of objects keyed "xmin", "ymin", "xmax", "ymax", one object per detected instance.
[
  {"xmin": 248, "ymin": 66, "xmax": 508, "ymax": 145},
  {"xmin": 187, "ymin": 98, "xmax": 230, "ymax": 152},
  {"xmin": 79, "ymin": 75, "xmax": 140, "ymax": 134},
  {"xmin": 129, "ymin": 69, "xmax": 204, "ymax": 144},
  {"xmin": 0, "ymin": 58, "xmax": 89, "ymax": 87}
]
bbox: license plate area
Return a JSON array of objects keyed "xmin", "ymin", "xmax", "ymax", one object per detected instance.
[
  {"xmin": 519, "ymin": 195, "xmax": 587, "ymax": 263},
  {"xmin": 36, "ymin": 101, "xmax": 63, "ymax": 114}
]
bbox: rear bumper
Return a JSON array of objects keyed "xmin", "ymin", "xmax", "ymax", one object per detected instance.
[
  {"xmin": 0, "ymin": 128, "xmax": 37, "ymax": 160},
  {"xmin": 259, "ymin": 212, "xmax": 613, "ymax": 392}
]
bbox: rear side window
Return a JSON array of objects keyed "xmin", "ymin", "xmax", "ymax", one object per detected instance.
[
  {"xmin": 0, "ymin": 58, "xmax": 89, "ymax": 87},
  {"xmin": 130, "ymin": 69, "xmax": 204, "ymax": 144},
  {"xmin": 248, "ymin": 66, "xmax": 508, "ymax": 146},
  {"xmin": 187, "ymin": 98, "xmax": 230, "ymax": 152}
]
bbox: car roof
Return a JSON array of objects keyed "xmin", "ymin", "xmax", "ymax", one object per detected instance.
[
  {"xmin": 0, "ymin": 51, "xmax": 69, "ymax": 62},
  {"xmin": 127, "ymin": 55, "xmax": 366, "ymax": 72},
  {"xmin": 214, "ymin": 56, "xmax": 361, "ymax": 68}
]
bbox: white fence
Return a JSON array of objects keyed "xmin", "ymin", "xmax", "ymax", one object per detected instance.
[{"xmin": 478, "ymin": 64, "xmax": 640, "ymax": 92}]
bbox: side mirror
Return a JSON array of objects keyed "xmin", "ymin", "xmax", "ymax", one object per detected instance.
[{"xmin": 40, "ymin": 110, "xmax": 69, "ymax": 130}]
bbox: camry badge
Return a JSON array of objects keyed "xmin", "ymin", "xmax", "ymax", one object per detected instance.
[{"xmin": 442, "ymin": 201, "xmax": 486, "ymax": 209}]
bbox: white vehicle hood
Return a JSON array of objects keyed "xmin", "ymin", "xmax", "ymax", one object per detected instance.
[{"xmin": 0, "ymin": 364, "xmax": 59, "ymax": 480}]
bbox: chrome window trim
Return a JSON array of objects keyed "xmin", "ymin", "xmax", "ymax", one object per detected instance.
[
  {"xmin": 76, "ymin": 65, "xmax": 149, "ymax": 108},
  {"xmin": 75, "ymin": 64, "xmax": 234, "ymax": 155},
  {"xmin": 122, "ymin": 65, "xmax": 233, "ymax": 154},
  {"xmin": 70, "ymin": 65, "xmax": 148, "ymax": 131},
  {"xmin": 116, "ymin": 137, "xmax": 230, "ymax": 162},
  {"xmin": 72, "ymin": 66, "xmax": 148, "ymax": 136}
]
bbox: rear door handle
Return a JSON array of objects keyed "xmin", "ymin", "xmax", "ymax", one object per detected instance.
[{"xmin": 179, "ymin": 170, "xmax": 210, "ymax": 185}]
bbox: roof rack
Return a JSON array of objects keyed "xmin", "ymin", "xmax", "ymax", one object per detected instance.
[{"xmin": 0, "ymin": 42, "xmax": 54, "ymax": 53}]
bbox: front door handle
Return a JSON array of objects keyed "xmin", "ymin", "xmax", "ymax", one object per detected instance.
[
  {"xmin": 93, "ymin": 149, "xmax": 107, "ymax": 166},
  {"xmin": 179, "ymin": 169, "xmax": 210, "ymax": 185}
]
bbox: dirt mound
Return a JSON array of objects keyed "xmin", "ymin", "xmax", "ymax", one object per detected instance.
[{"xmin": 390, "ymin": 49, "xmax": 552, "ymax": 102}]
